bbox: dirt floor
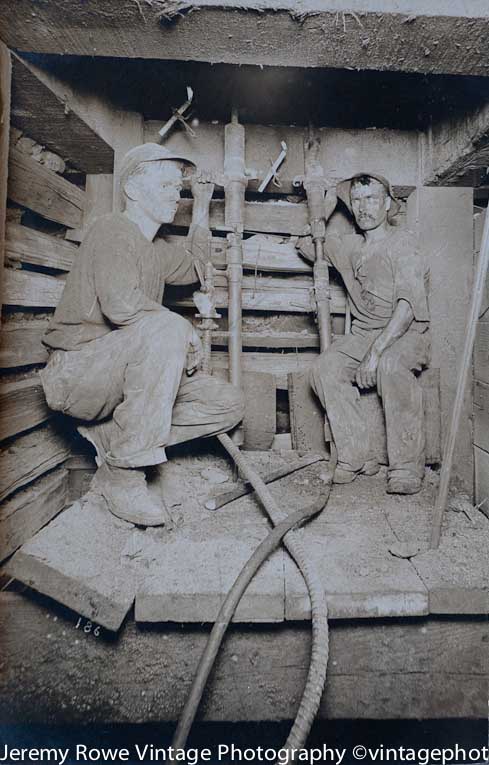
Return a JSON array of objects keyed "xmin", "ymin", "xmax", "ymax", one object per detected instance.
[{"xmin": 7, "ymin": 440, "xmax": 489, "ymax": 629}]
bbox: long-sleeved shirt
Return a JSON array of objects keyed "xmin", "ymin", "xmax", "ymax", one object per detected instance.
[{"xmin": 43, "ymin": 212, "xmax": 205, "ymax": 351}]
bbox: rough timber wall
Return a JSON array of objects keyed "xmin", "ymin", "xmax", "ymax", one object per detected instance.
[{"xmin": 0, "ymin": 111, "xmax": 84, "ymax": 559}]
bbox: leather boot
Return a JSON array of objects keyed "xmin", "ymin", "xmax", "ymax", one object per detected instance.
[
  {"xmin": 386, "ymin": 476, "xmax": 422, "ymax": 495},
  {"xmin": 333, "ymin": 458, "xmax": 380, "ymax": 484},
  {"xmin": 91, "ymin": 463, "xmax": 167, "ymax": 526}
]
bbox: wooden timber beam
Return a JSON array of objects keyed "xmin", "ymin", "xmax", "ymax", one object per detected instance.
[
  {"xmin": 0, "ymin": 1, "xmax": 488, "ymax": 76},
  {"xmin": 146, "ymin": 121, "xmax": 418, "ymax": 197},
  {"xmin": 8, "ymin": 147, "xmax": 85, "ymax": 228},
  {"xmin": 6, "ymin": 223, "xmax": 77, "ymax": 271},
  {"xmin": 0, "ymin": 468, "xmax": 68, "ymax": 562},
  {"xmin": 165, "ymin": 276, "xmax": 346, "ymax": 313},
  {"xmin": 424, "ymin": 100, "xmax": 489, "ymax": 186},
  {"xmin": 10, "ymin": 54, "xmax": 114, "ymax": 174},
  {"xmin": 0, "ymin": 376, "xmax": 50, "ymax": 442},
  {"xmin": 0, "ymin": 424, "xmax": 69, "ymax": 503},
  {"xmin": 10, "ymin": 54, "xmax": 143, "ymax": 186},
  {"xmin": 0, "ymin": 320, "xmax": 49, "ymax": 368}
]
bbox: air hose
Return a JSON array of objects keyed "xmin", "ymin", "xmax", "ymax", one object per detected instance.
[{"xmin": 171, "ymin": 432, "xmax": 336, "ymax": 756}]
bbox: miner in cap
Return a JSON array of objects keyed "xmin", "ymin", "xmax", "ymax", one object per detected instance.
[
  {"xmin": 40, "ymin": 143, "xmax": 244, "ymax": 525},
  {"xmin": 297, "ymin": 172, "xmax": 430, "ymax": 495}
]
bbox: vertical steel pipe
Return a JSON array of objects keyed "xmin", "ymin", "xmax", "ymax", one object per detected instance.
[
  {"xmin": 303, "ymin": 131, "xmax": 333, "ymax": 352},
  {"xmin": 226, "ymin": 231, "xmax": 243, "ymax": 390},
  {"xmin": 224, "ymin": 107, "xmax": 247, "ymax": 231},
  {"xmin": 224, "ymin": 108, "xmax": 247, "ymax": 443}
]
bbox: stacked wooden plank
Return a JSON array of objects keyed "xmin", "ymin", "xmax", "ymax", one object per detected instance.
[{"xmin": 0, "ymin": 134, "xmax": 79, "ymax": 562}]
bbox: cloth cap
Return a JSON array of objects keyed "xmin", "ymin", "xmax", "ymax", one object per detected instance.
[
  {"xmin": 119, "ymin": 142, "xmax": 196, "ymax": 181},
  {"xmin": 336, "ymin": 172, "xmax": 401, "ymax": 222}
]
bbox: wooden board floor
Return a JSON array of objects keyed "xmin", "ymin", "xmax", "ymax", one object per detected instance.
[{"xmin": 5, "ymin": 450, "xmax": 489, "ymax": 632}]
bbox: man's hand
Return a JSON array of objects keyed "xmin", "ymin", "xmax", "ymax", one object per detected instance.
[
  {"xmin": 186, "ymin": 327, "xmax": 204, "ymax": 375},
  {"xmin": 294, "ymin": 186, "xmax": 338, "ymax": 264},
  {"xmin": 190, "ymin": 169, "xmax": 215, "ymax": 207},
  {"xmin": 356, "ymin": 346, "xmax": 381, "ymax": 389},
  {"xmin": 295, "ymin": 234, "xmax": 315, "ymax": 263},
  {"xmin": 193, "ymin": 290, "xmax": 214, "ymax": 317}
]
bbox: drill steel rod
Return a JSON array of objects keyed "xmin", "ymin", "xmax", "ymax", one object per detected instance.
[{"xmin": 205, "ymin": 453, "xmax": 325, "ymax": 511}]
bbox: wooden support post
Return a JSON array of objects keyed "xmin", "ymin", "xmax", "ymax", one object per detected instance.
[
  {"xmin": 84, "ymin": 174, "xmax": 114, "ymax": 229},
  {"xmin": 0, "ymin": 42, "xmax": 11, "ymax": 307},
  {"xmin": 408, "ymin": 188, "xmax": 474, "ymax": 493},
  {"xmin": 111, "ymin": 111, "xmax": 144, "ymax": 210},
  {"xmin": 430, "ymin": 194, "xmax": 489, "ymax": 548},
  {"xmin": 65, "ymin": 173, "xmax": 115, "ymax": 242}
]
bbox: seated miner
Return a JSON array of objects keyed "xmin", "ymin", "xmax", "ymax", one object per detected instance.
[
  {"xmin": 40, "ymin": 143, "xmax": 244, "ymax": 526},
  {"xmin": 297, "ymin": 173, "xmax": 430, "ymax": 495}
]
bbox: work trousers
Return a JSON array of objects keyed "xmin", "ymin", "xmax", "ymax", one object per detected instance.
[
  {"xmin": 40, "ymin": 311, "xmax": 244, "ymax": 469},
  {"xmin": 309, "ymin": 329, "xmax": 431, "ymax": 480}
]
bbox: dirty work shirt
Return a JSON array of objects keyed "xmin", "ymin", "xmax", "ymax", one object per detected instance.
[
  {"xmin": 40, "ymin": 213, "xmax": 244, "ymax": 468},
  {"xmin": 305, "ymin": 227, "xmax": 431, "ymax": 480},
  {"xmin": 324, "ymin": 227, "xmax": 430, "ymax": 336},
  {"xmin": 43, "ymin": 212, "xmax": 203, "ymax": 351}
]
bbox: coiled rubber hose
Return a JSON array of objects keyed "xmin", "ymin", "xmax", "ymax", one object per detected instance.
[{"xmin": 171, "ymin": 433, "xmax": 336, "ymax": 755}]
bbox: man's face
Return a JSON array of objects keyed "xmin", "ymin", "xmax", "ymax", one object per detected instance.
[
  {"xmin": 350, "ymin": 179, "xmax": 390, "ymax": 231},
  {"xmin": 128, "ymin": 160, "xmax": 184, "ymax": 224}
]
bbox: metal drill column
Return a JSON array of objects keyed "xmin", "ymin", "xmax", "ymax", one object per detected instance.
[{"xmin": 224, "ymin": 108, "xmax": 248, "ymax": 441}]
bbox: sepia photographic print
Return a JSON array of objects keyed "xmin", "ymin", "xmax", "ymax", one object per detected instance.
[{"xmin": 0, "ymin": 1, "xmax": 487, "ymax": 763}]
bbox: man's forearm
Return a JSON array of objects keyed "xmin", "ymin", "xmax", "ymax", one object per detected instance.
[
  {"xmin": 187, "ymin": 201, "xmax": 212, "ymax": 265},
  {"xmin": 190, "ymin": 200, "xmax": 210, "ymax": 232},
  {"xmin": 371, "ymin": 299, "xmax": 414, "ymax": 356}
]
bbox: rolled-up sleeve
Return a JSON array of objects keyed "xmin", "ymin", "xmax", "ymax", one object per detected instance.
[
  {"xmin": 93, "ymin": 227, "xmax": 164, "ymax": 326},
  {"xmin": 393, "ymin": 235, "xmax": 430, "ymax": 322}
]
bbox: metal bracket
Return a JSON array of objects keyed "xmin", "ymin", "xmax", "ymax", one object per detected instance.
[
  {"xmin": 159, "ymin": 86, "xmax": 195, "ymax": 140},
  {"xmin": 258, "ymin": 141, "xmax": 287, "ymax": 193}
]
